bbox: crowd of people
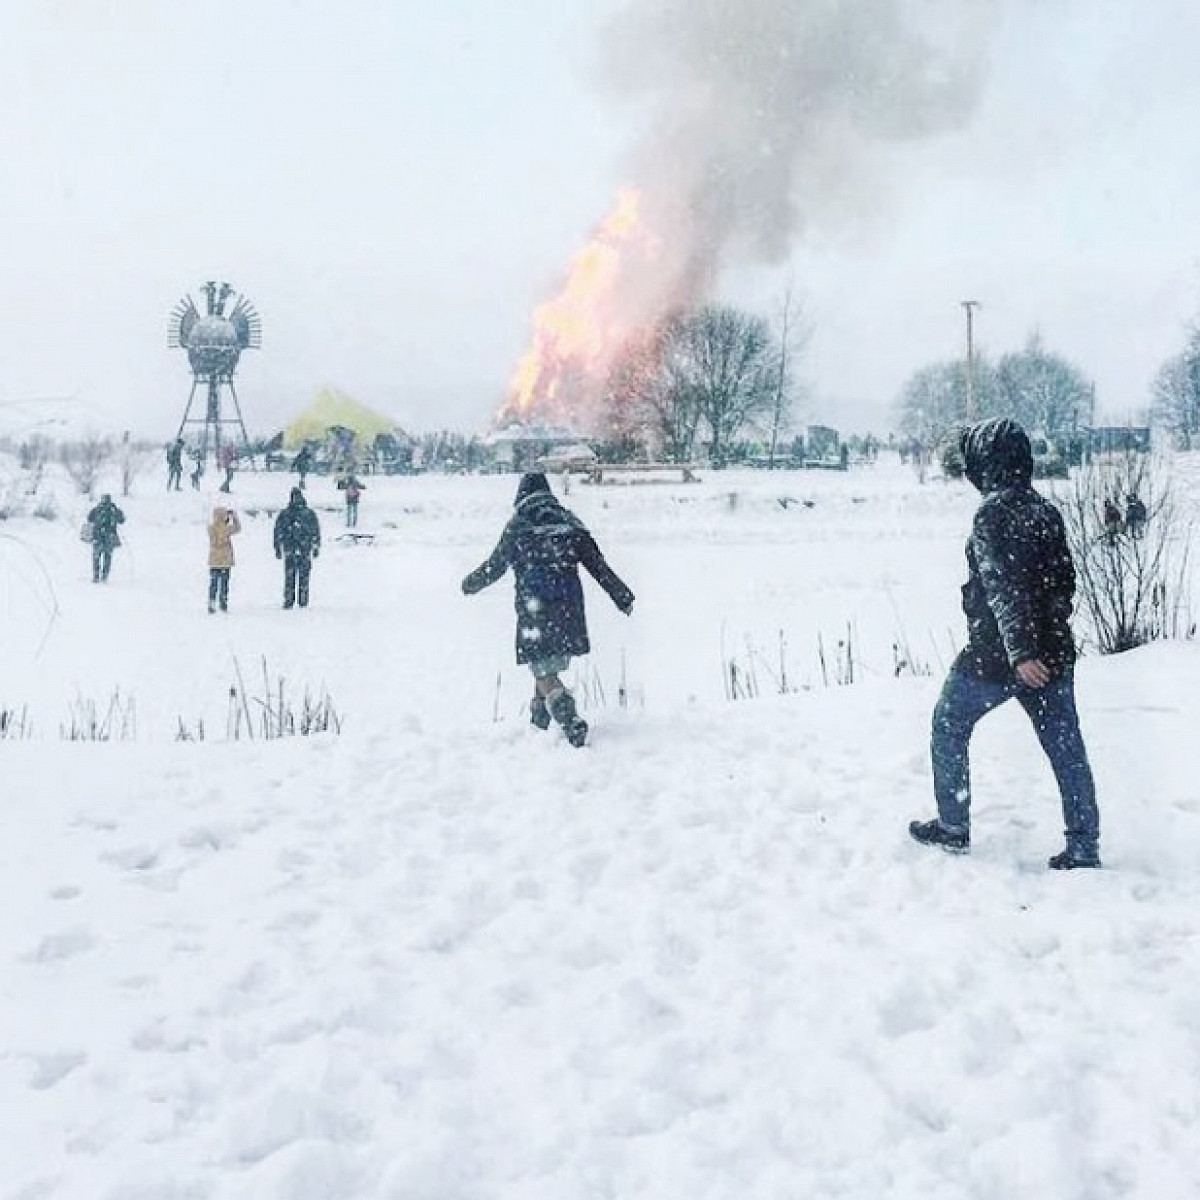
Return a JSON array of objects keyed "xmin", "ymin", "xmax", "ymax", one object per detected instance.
[{"xmin": 92, "ymin": 418, "xmax": 1107, "ymax": 871}]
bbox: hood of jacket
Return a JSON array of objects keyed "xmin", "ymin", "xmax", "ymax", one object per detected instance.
[
  {"xmin": 514, "ymin": 472, "xmax": 551, "ymax": 507},
  {"xmin": 960, "ymin": 418, "xmax": 1033, "ymax": 493},
  {"xmin": 510, "ymin": 489, "xmax": 585, "ymax": 534}
]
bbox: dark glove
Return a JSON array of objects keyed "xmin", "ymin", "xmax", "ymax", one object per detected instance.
[
  {"xmin": 275, "ymin": 550, "xmax": 282, "ymax": 560},
  {"xmin": 621, "ymin": 599, "xmax": 634, "ymax": 616},
  {"xmin": 312, "ymin": 548, "xmax": 319, "ymax": 558}
]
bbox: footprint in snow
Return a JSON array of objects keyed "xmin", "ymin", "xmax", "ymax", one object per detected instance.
[
  {"xmin": 27, "ymin": 1051, "xmax": 87, "ymax": 1090},
  {"xmin": 23, "ymin": 928, "xmax": 96, "ymax": 963}
]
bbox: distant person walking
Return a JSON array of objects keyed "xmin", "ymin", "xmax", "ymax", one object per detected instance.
[
  {"xmin": 908, "ymin": 418, "xmax": 1101, "ymax": 870},
  {"xmin": 207, "ymin": 506, "xmax": 241, "ymax": 612},
  {"xmin": 292, "ymin": 445, "xmax": 314, "ymax": 489},
  {"xmin": 86, "ymin": 493, "xmax": 125, "ymax": 583},
  {"xmin": 461, "ymin": 472, "xmax": 634, "ymax": 748},
  {"xmin": 1125, "ymin": 492, "xmax": 1147, "ymax": 539},
  {"xmin": 189, "ymin": 447, "xmax": 204, "ymax": 491},
  {"xmin": 218, "ymin": 442, "xmax": 238, "ymax": 493},
  {"xmin": 1102, "ymin": 498, "xmax": 1123, "ymax": 545},
  {"xmin": 166, "ymin": 437, "xmax": 184, "ymax": 491},
  {"xmin": 339, "ymin": 471, "xmax": 365, "ymax": 527},
  {"xmin": 273, "ymin": 487, "xmax": 321, "ymax": 609}
]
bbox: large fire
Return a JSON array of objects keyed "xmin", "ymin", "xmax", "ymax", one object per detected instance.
[{"xmin": 497, "ymin": 188, "xmax": 659, "ymax": 432}]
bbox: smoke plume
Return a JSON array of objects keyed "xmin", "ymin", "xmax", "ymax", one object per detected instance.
[
  {"xmin": 499, "ymin": 0, "xmax": 998, "ymax": 429},
  {"xmin": 601, "ymin": 0, "xmax": 998, "ymax": 303}
]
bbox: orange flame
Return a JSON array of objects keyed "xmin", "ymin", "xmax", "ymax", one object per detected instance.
[{"xmin": 499, "ymin": 188, "xmax": 655, "ymax": 430}]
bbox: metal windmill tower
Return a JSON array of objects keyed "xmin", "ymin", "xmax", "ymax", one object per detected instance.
[{"xmin": 168, "ymin": 281, "xmax": 261, "ymax": 461}]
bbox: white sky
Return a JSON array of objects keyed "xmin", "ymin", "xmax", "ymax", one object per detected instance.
[{"xmin": 1, "ymin": 0, "xmax": 1198, "ymax": 437}]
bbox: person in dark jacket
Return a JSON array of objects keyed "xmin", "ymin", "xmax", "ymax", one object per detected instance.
[
  {"xmin": 166, "ymin": 438, "xmax": 184, "ymax": 491},
  {"xmin": 909, "ymin": 418, "xmax": 1101, "ymax": 869},
  {"xmin": 1102, "ymin": 497, "xmax": 1123, "ymax": 545},
  {"xmin": 1124, "ymin": 492, "xmax": 1147, "ymax": 539},
  {"xmin": 461, "ymin": 473, "xmax": 634, "ymax": 747},
  {"xmin": 87, "ymin": 493, "xmax": 125, "ymax": 583},
  {"xmin": 338, "ymin": 471, "xmax": 365, "ymax": 527},
  {"xmin": 292, "ymin": 446, "xmax": 314, "ymax": 489},
  {"xmin": 273, "ymin": 487, "xmax": 321, "ymax": 609}
]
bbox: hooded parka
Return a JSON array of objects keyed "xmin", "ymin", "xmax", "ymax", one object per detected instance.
[
  {"xmin": 462, "ymin": 474, "xmax": 634, "ymax": 664},
  {"xmin": 956, "ymin": 418, "xmax": 1077, "ymax": 681}
]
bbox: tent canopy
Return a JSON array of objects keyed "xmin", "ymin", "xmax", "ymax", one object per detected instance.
[{"xmin": 283, "ymin": 386, "xmax": 405, "ymax": 451}]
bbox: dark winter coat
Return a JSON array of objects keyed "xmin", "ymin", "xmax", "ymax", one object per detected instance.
[
  {"xmin": 273, "ymin": 490, "xmax": 321, "ymax": 558},
  {"xmin": 462, "ymin": 482, "xmax": 634, "ymax": 665},
  {"xmin": 87, "ymin": 498, "xmax": 125, "ymax": 551},
  {"xmin": 956, "ymin": 418, "xmax": 1077, "ymax": 681}
]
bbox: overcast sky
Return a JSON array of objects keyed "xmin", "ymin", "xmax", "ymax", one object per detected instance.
[{"xmin": 1, "ymin": 0, "xmax": 1198, "ymax": 438}]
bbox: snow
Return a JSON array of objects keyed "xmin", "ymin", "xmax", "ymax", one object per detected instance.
[{"xmin": 1, "ymin": 457, "xmax": 1199, "ymax": 1199}]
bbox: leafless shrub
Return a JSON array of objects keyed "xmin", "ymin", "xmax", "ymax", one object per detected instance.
[
  {"xmin": 1059, "ymin": 452, "xmax": 1194, "ymax": 653},
  {"xmin": 60, "ymin": 437, "xmax": 113, "ymax": 498},
  {"xmin": 19, "ymin": 436, "xmax": 51, "ymax": 492},
  {"xmin": 227, "ymin": 657, "xmax": 342, "ymax": 740},
  {"xmin": 0, "ymin": 705, "xmax": 32, "ymax": 740},
  {"xmin": 175, "ymin": 717, "xmax": 206, "ymax": 742},
  {"xmin": 60, "ymin": 690, "xmax": 137, "ymax": 741}
]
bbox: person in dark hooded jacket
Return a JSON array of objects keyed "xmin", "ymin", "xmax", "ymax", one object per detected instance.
[
  {"xmin": 273, "ymin": 487, "xmax": 321, "ymax": 609},
  {"xmin": 461, "ymin": 473, "xmax": 634, "ymax": 747},
  {"xmin": 909, "ymin": 418, "xmax": 1101, "ymax": 869},
  {"xmin": 87, "ymin": 493, "xmax": 125, "ymax": 583}
]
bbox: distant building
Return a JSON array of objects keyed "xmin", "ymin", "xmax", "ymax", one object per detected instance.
[
  {"xmin": 805, "ymin": 424, "xmax": 841, "ymax": 464},
  {"xmin": 487, "ymin": 423, "xmax": 586, "ymax": 473},
  {"xmin": 1086, "ymin": 426, "xmax": 1151, "ymax": 456}
]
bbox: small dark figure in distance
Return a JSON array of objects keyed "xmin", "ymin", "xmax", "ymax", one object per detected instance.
[
  {"xmin": 293, "ymin": 445, "xmax": 314, "ymax": 489},
  {"xmin": 87, "ymin": 493, "xmax": 125, "ymax": 583},
  {"xmin": 207, "ymin": 506, "xmax": 241, "ymax": 612},
  {"xmin": 1125, "ymin": 492, "xmax": 1147, "ymax": 539},
  {"xmin": 338, "ymin": 471, "xmax": 365, "ymax": 527},
  {"xmin": 273, "ymin": 487, "xmax": 321, "ymax": 609},
  {"xmin": 189, "ymin": 447, "xmax": 204, "ymax": 491},
  {"xmin": 166, "ymin": 437, "xmax": 184, "ymax": 491},
  {"xmin": 1102, "ymin": 497, "xmax": 1123, "ymax": 545},
  {"xmin": 218, "ymin": 442, "xmax": 238, "ymax": 493},
  {"xmin": 908, "ymin": 418, "xmax": 1102, "ymax": 870},
  {"xmin": 461, "ymin": 472, "xmax": 634, "ymax": 747}
]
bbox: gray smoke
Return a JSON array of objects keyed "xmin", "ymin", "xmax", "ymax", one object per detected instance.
[{"xmin": 601, "ymin": 0, "xmax": 999, "ymax": 304}]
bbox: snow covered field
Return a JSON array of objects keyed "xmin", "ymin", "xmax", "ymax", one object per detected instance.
[{"xmin": 2, "ymin": 458, "xmax": 1199, "ymax": 1198}]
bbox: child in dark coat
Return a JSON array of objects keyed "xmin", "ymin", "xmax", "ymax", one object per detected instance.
[
  {"xmin": 909, "ymin": 418, "xmax": 1101, "ymax": 869},
  {"xmin": 462, "ymin": 473, "xmax": 634, "ymax": 746}
]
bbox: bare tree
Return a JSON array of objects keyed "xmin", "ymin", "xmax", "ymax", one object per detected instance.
[
  {"xmin": 766, "ymin": 289, "xmax": 806, "ymax": 468},
  {"xmin": 1151, "ymin": 325, "xmax": 1200, "ymax": 449},
  {"xmin": 684, "ymin": 304, "xmax": 778, "ymax": 467},
  {"xmin": 994, "ymin": 333, "xmax": 1094, "ymax": 443},
  {"xmin": 1058, "ymin": 452, "xmax": 1193, "ymax": 654}
]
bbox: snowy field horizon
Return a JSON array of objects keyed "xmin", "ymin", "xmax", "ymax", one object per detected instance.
[{"xmin": 2, "ymin": 454, "xmax": 1199, "ymax": 1198}]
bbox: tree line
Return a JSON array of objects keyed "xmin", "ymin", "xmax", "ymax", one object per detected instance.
[{"xmin": 894, "ymin": 314, "xmax": 1200, "ymax": 453}]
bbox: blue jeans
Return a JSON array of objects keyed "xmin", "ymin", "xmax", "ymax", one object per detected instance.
[{"xmin": 931, "ymin": 667, "xmax": 1100, "ymax": 854}]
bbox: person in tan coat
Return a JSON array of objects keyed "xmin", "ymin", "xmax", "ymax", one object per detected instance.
[{"xmin": 207, "ymin": 507, "xmax": 241, "ymax": 612}]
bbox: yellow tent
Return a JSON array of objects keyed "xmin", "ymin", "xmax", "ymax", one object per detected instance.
[{"xmin": 283, "ymin": 385, "xmax": 404, "ymax": 450}]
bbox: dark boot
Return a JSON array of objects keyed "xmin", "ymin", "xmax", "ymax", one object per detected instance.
[
  {"xmin": 1048, "ymin": 847, "xmax": 1101, "ymax": 870},
  {"xmin": 530, "ymin": 695, "xmax": 551, "ymax": 730},
  {"xmin": 908, "ymin": 818, "xmax": 970, "ymax": 853},
  {"xmin": 546, "ymin": 688, "xmax": 588, "ymax": 748}
]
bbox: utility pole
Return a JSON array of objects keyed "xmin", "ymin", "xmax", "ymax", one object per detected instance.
[{"xmin": 961, "ymin": 300, "xmax": 981, "ymax": 420}]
